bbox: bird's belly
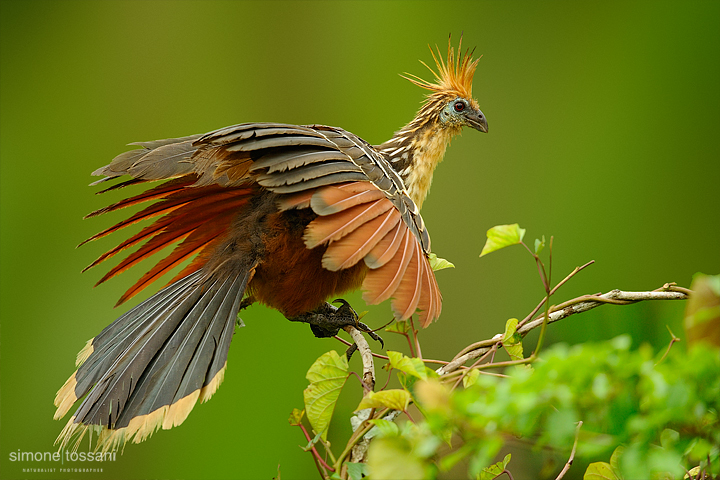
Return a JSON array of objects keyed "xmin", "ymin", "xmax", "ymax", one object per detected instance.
[{"xmin": 248, "ymin": 209, "xmax": 366, "ymax": 317}]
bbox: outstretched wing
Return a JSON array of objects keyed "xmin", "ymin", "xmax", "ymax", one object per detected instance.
[{"xmin": 90, "ymin": 123, "xmax": 442, "ymax": 326}]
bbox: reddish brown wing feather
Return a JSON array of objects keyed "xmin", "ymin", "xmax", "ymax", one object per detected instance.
[
  {"xmin": 84, "ymin": 178, "xmax": 190, "ymax": 220},
  {"xmin": 390, "ymin": 239, "xmax": 423, "ymax": 320},
  {"xmin": 305, "ymin": 181, "xmax": 442, "ymax": 325},
  {"xmin": 83, "ymin": 177, "xmax": 253, "ymax": 306},
  {"xmin": 303, "ymin": 199, "xmax": 393, "ymax": 248},
  {"xmin": 421, "ymin": 256, "xmax": 442, "ymax": 327},
  {"xmin": 310, "ymin": 183, "xmax": 386, "ymax": 215},
  {"xmin": 276, "ymin": 190, "xmax": 315, "ymax": 211},
  {"xmin": 364, "ymin": 220, "xmax": 405, "ymax": 269},
  {"xmin": 322, "ymin": 209, "xmax": 401, "ymax": 271},
  {"xmin": 114, "ymin": 196, "xmax": 250, "ymax": 305},
  {"xmin": 362, "ymin": 229, "xmax": 412, "ymax": 304}
]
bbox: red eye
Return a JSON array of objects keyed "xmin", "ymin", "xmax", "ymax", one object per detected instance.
[{"xmin": 454, "ymin": 101, "xmax": 465, "ymax": 112}]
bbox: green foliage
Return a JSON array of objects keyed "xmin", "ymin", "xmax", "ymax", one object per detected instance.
[
  {"xmin": 367, "ymin": 435, "xmax": 431, "ymax": 480},
  {"xmin": 357, "ymin": 390, "xmax": 412, "ymax": 412},
  {"xmin": 292, "ymin": 227, "xmax": 718, "ymax": 479},
  {"xmin": 385, "ymin": 320, "xmax": 411, "ymax": 334},
  {"xmin": 303, "ymin": 350, "xmax": 348, "ymax": 440},
  {"xmin": 428, "ymin": 253, "xmax": 455, "ymax": 272},
  {"xmin": 387, "ymin": 350, "xmax": 429, "ymax": 381},
  {"xmin": 501, "ymin": 318, "xmax": 524, "ymax": 362},
  {"xmin": 369, "ymin": 338, "xmax": 720, "ymax": 479},
  {"xmin": 479, "ymin": 224, "xmax": 526, "ymax": 257},
  {"xmin": 479, "ymin": 453, "xmax": 511, "ymax": 480},
  {"xmin": 288, "ymin": 408, "xmax": 305, "ymax": 426},
  {"xmin": 584, "ymin": 461, "xmax": 620, "ymax": 480},
  {"xmin": 368, "ymin": 419, "xmax": 400, "ymax": 437},
  {"xmin": 345, "ymin": 462, "xmax": 369, "ymax": 480}
]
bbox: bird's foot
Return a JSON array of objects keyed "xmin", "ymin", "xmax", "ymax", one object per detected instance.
[{"xmin": 288, "ymin": 299, "xmax": 384, "ymax": 347}]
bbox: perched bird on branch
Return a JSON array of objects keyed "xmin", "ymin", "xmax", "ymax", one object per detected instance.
[{"xmin": 54, "ymin": 38, "xmax": 487, "ymax": 451}]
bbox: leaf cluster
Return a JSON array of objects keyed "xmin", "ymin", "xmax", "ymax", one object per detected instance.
[
  {"xmin": 290, "ymin": 226, "xmax": 718, "ymax": 479},
  {"xmin": 370, "ymin": 338, "xmax": 719, "ymax": 479}
]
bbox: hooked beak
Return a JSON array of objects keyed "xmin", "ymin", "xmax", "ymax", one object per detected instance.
[{"xmin": 467, "ymin": 109, "xmax": 488, "ymax": 133}]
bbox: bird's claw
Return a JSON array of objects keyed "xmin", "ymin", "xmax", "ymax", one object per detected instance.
[
  {"xmin": 332, "ymin": 299, "xmax": 384, "ymax": 348},
  {"xmin": 290, "ymin": 299, "xmax": 384, "ymax": 348}
]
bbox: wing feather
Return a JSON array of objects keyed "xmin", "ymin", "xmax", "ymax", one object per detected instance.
[
  {"xmin": 85, "ymin": 122, "xmax": 443, "ymax": 326},
  {"xmin": 303, "ymin": 199, "xmax": 392, "ymax": 248},
  {"xmin": 321, "ymin": 209, "xmax": 401, "ymax": 271},
  {"xmin": 390, "ymin": 239, "xmax": 423, "ymax": 319},
  {"xmin": 310, "ymin": 183, "xmax": 385, "ymax": 215},
  {"xmin": 362, "ymin": 228, "xmax": 412, "ymax": 305}
]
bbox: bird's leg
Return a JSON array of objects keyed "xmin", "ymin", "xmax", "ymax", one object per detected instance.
[{"xmin": 288, "ymin": 299, "xmax": 384, "ymax": 347}]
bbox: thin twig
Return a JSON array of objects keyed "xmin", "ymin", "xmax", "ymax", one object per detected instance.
[
  {"xmin": 450, "ymin": 344, "xmax": 498, "ymax": 390},
  {"xmin": 438, "ymin": 286, "xmax": 689, "ymax": 375},
  {"xmin": 410, "ymin": 317, "xmax": 423, "ymax": 360},
  {"xmin": 334, "ymin": 335, "xmax": 389, "ymax": 361},
  {"xmin": 348, "ymin": 371, "xmax": 372, "ymax": 393},
  {"xmin": 298, "ymin": 423, "xmax": 335, "ymax": 474},
  {"xmin": 455, "ymin": 261, "xmax": 594, "ymax": 363},
  {"xmin": 518, "ymin": 260, "xmax": 595, "ymax": 329},
  {"xmin": 344, "ymin": 326, "xmax": 376, "ymax": 392},
  {"xmin": 518, "ymin": 289, "xmax": 689, "ymax": 336},
  {"xmin": 421, "ymin": 358, "xmax": 450, "ymax": 365},
  {"xmin": 555, "ymin": 421, "xmax": 582, "ymax": 480},
  {"xmin": 656, "ymin": 325, "xmax": 681, "ymax": 366}
]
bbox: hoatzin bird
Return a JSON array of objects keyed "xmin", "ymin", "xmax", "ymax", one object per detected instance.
[{"xmin": 54, "ymin": 39, "xmax": 487, "ymax": 451}]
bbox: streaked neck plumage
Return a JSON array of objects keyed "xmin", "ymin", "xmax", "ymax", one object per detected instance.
[{"xmin": 378, "ymin": 99, "xmax": 461, "ymax": 209}]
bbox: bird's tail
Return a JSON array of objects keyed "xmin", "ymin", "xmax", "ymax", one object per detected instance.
[{"xmin": 54, "ymin": 265, "xmax": 252, "ymax": 452}]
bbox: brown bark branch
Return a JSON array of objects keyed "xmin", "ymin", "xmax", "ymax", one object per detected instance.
[{"xmin": 437, "ymin": 285, "xmax": 690, "ymax": 376}]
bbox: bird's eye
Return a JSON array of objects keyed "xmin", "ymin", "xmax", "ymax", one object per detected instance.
[{"xmin": 453, "ymin": 101, "xmax": 465, "ymax": 112}]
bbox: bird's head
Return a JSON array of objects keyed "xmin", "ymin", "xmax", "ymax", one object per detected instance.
[{"xmin": 402, "ymin": 37, "xmax": 488, "ymax": 134}]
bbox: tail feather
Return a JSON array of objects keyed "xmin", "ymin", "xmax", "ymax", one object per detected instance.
[
  {"xmin": 70, "ymin": 273, "xmax": 202, "ymax": 402},
  {"xmin": 55, "ymin": 267, "xmax": 251, "ymax": 451}
]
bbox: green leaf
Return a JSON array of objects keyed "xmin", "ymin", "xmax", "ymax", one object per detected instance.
[
  {"xmin": 609, "ymin": 446, "xmax": 624, "ymax": 474},
  {"xmin": 684, "ymin": 467, "xmax": 701, "ymax": 479},
  {"xmin": 346, "ymin": 462, "xmax": 369, "ymax": 480},
  {"xmin": 584, "ymin": 462, "xmax": 621, "ymax": 480},
  {"xmin": 357, "ymin": 389, "xmax": 412, "ymax": 411},
  {"xmin": 480, "ymin": 224, "xmax": 526, "ymax": 257},
  {"xmin": 479, "ymin": 453, "xmax": 511, "ymax": 480},
  {"xmin": 288, "ymin": 408, "xmax": 305, "ymax": 426},
  {"xmin": 534, "ymin": 235, "xmax": 546, "ymax": 255},
  {"xmin": 368, "ymin": 418, "xmax": 399, "ymax": 437},
  {"xmin": 388, "ymin": 351, "xmax": 428, "ymax": 380},
  {"xmin": 502, "ymin": 318, "xmax": 524, "ymax": 361},
  {"xmin": 428, "ymin": 253, "xmax": 455, "ymax": 271},
  {"xmin": 440, "ymin": 443, "xmax": 474, "ymax": 471},
  {"xmin": 301, "ymin": 431, "xmax": 323, "ymax": 452},
  {"xmin": 463, "ymin": 368, "xmax": 480, "ymax": 388},
  {"xmin": 303, "ymin": 350, "xmax": 349, "ymax": 440},
  {"xmin": 660, "ymin": 428, "xmax": 679, "ymax": 449},
  {"xmin": 367, "ymin": 437, "xmax": 428, "ymax": 480},
  {"xmin": 385, "ymin": 320, "xmax": 410, "ymax": 334},
  {"xmin": 414, "ymin": 379, "xmax": 451, "ymax": 412}
]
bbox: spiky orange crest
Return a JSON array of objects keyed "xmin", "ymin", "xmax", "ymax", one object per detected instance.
[{"xmin": 402, "ymin": 36, "xmax": 480, "ymax": 100}]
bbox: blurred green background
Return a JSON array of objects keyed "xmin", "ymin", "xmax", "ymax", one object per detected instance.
[{"xmin": 1, "ymin": 1, "xmax": 718, "ymax": 479}]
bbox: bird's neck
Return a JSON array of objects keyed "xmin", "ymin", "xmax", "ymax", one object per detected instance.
[{"xmin": 378, "ymin": 109, "xmax": 461, "ymax": 209}]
